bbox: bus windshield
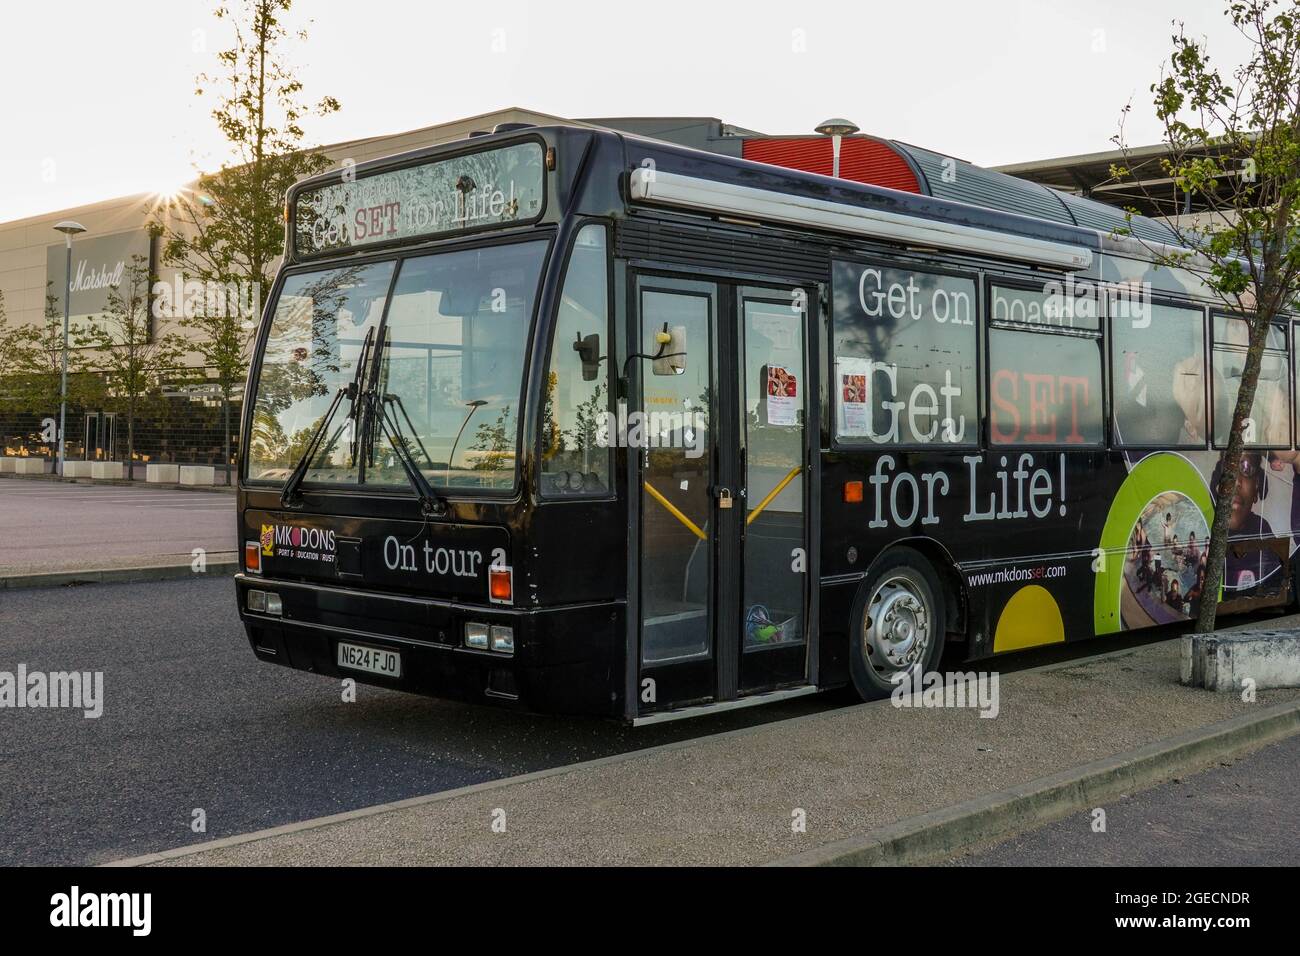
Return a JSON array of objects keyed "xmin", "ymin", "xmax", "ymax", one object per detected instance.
[
  {"xmin": 247, "ymin": 239, "xmax": 549, "ymax": 490},
  {"xmin": 367, "ymin": 239, "xmax": 548, "ymax": 491}
]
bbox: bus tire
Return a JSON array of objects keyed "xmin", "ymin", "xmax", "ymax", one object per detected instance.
[{"xmin": 848, "ymin": 548, "xmax": 947, "ymax": 701}]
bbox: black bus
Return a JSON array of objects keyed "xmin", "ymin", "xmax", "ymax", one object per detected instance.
[{"xmin": 236, "ymin": 123, "xmax": 1298, "ymax": 723}]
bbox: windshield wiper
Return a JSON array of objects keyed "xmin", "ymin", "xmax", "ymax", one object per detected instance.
[
  {"xmin": 278, "ymin": 383, "xmax": 355, "ymax": 508},
  {"xmin": 381, "ymin": 393, "xmax": 437, "ymax": 470},
  {"xmin": 279, "ymin": 326, "xmax": 375, "ymax": 509},
  {"xmin": 372, "ymin": 394, "xmax": 447, "ymax": 517}
]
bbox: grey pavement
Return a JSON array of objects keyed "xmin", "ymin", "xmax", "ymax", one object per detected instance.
[
  {"xmin": 141, "ymin": 620, "xmax": 1300, "ymax": 866},
  {"xmin": 5, "ymin": 559, "xmax": 1299, "ymax": 867},
  {"xmin": 949, "ymin": 732, "xmax": 1300, "ymax": 866},
  {"xmin": 0, "ymin": 576, "xmax": 839, "ymax": 866},
  {"xmin": 0, "ymin": 478, "xmax": 236, "ymax": 576}
]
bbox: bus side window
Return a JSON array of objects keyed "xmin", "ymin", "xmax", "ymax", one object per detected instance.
[
  {"xmin": 1210, "ymin": 314, "xmax": 1290, "ymax": 449},
  {"xmin": 986, "ymin": 281, "xmax": 1105, "ymax": 448},
  {"xmin": 988, "ymin": 327, "xmax": 1104, "ymax": 446},
  {"xmin": 540, "ymin": 224, "xmax": 612, "ymax": 496},
  {"xmin": 1110, "ymin": 302, "xmax": 1207, "ymax": 448},
  {"xmin": 829, "ymin": 259, "xmax": 978, "ymax": 447}
]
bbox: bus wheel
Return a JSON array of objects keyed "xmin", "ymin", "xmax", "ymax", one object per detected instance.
[{"xmin": 849, "ymin": 549, "xmax": 947, "ymax": 701}]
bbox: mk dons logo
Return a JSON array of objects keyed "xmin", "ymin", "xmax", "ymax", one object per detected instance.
[{"xmin": 265, "ymin": 523, "xmax": 338, "ymax": 564}]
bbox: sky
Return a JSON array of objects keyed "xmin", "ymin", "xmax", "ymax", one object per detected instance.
[{"xmin": 0, "ymin": 0, "xmax": 1254, "ymax": 224}]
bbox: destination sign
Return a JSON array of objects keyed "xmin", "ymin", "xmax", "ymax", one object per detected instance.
[{"xmin": 293, "ymin": 141, "xmax": 546, "ymax": 256}]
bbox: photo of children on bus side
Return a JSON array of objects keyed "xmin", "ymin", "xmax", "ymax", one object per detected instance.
[
  {"xmin": 1117, "ymin": 308, "xmax": 1300, "ymax": 629},
  {"xmin": 1122, "ymin": 492, "xmax": 1210, "ymax": 627}
]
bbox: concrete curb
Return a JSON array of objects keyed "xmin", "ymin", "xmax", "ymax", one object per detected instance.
[
  {"xmin": 769, "ymin": 698, "xmax": 1300, "ymax": 867},
  {"xmin": 0, "ymin": 559, "xmax": 239, "ymax": 590},
  {"xmin": 0, "ymin": 473, "xmax": 236, "ymax": 493}
]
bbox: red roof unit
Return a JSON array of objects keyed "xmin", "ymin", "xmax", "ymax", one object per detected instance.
[{"xmin": 741, "ymin": 136, "xmax": 922, "ymax": 194}]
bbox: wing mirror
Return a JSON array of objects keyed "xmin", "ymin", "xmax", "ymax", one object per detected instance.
[{"xmin": 573, "ymin": 333, "xmax": 602, "ymax": 382}]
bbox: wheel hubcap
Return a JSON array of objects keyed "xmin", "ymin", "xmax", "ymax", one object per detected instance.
[{"xmin": 863, "ymin": 575, "xmax": 931, "ymax": 681}]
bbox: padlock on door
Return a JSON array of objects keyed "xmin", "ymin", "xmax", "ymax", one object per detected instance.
[{"xmin": 716, "ymin": 487, "xmax": 734, "ymax": 510}]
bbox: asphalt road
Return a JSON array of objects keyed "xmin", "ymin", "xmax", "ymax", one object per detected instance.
[
  {"xmin": 0, "ymin": 575, "xmax": 841, "ymax": 866},
  {"xmin": 3, "ymin": 568, "xmax": 1295, "ymax": 866},
  {"xmin": 953, "ymin": 733, "xmax": 1300, "ymax": 866},
  {"xmin": 0, "ymin": 479, "xmax": 236, "ymax": 576}
]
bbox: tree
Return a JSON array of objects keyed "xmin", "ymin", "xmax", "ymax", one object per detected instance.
[
  {"xmin": 77, "ymin": 257, "xmax": 188, "ymax": 477},
  {"xmin": 178, "ymin": 302, "xmax": 254, "ymax": 485},
  {"xmin": 470, "ymin": 406, "xmax": 514, "ymax": 478},
  {"xmin": 1112, "ymin": 0, "xmax": 1300, "ymax": 633},
  {"xmin": 0, "ymin": 283, "xmax": 103, "ymax": 422},
  {"xmin": 153, "ymin": 0, "xmax": 340, "ymax": 482},
  {"xmin": 0, "ymin": 290, "xmax": 21, "ymax": 402}
]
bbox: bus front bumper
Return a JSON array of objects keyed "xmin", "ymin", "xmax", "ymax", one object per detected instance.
[{"xmin": 235, "ymin": 574, "xmax": 624, "ymax": 717}]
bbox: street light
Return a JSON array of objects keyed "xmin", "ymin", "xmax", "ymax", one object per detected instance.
[
  {"xmin": 52, "ymin": 220, "xmax": 86, "ymax": 478},
  {"xmin": 815, "ymin": 117, "xmax": 860, "ymax": 179}
]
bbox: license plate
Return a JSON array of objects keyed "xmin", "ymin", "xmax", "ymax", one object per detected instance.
[{"xmin": 336, "ymin": 642, "xmax": 402, "ymax": 678}]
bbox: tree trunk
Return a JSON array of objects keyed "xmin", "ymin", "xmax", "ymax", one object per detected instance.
[
  {"xmin": 1193, "ymin": 311, "xmax": 1276, "ymax": 633},
  {"xmin": 127, "ymin": 399, "xmax": 135, "ymax": 482}
]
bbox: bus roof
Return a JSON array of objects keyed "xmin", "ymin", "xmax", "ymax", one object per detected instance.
[{"xmin": 289, "ymin": 123, "xmax": 1195, "ymax": 274}]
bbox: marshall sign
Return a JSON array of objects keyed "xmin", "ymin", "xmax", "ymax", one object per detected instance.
[
  {"xmin": 46, "ymin": 229, "xmax": 154, "ymax": 341},
  {"xmin": 293, "ymin": 140, "xmax": 546, "ymax": 257}
]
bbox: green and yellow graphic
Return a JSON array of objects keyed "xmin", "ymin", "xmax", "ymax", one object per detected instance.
[{"xmin": 1093, "ymin": 453, "xmax": 1214, "ymax": 635}]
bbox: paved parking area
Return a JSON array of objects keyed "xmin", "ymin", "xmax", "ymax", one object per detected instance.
[
  {"xmin": 0, "ymin": 478, "xmax": 236, "ymax": 576},
  {"xmin": 145, "ymin": 629, "xmax": 1300, "ymax": 867},
  {"xmin": 0, "ymin": 576, "xmax": 838, "ymax": 865},
  {"xmin": 950, "ymin": 733, "xmax": 1300, "ymax": 866}
]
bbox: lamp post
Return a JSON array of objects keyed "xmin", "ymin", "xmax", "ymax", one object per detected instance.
[
  {"xmin": 52, "ymin": 220, "xmax": 86, "ymax": 477},
  {"xmin": 815, "ymin": 117, "xmax": 860, "ymax": 178}
]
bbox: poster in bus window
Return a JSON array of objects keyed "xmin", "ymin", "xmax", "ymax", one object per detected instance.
[
  {"xmin": 765, "ymin": 365, "xmax": 797, "ymax": 426},
  {"xmin": 836, "ymin": 357, "xmax": 870, "ymax": 437}
]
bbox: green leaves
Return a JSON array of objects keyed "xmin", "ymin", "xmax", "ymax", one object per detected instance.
[
  {"xmin": 0, "ymin": 283, "xmax": 105, "ymax": 415},
  {"xmin": 154, "ymin": 0, "xmax": 341, "ymax": 389},
  {"xmin": 1114, "ymin": 0, "xmax": 1300, "ymax": 315},
  {"xmin": 76, "ymin": 257, "xmax": 189, "ymax": 400},
  {"xmin": 1114, "ymin": 0, "xmax": 1300, "ymax": 634}
]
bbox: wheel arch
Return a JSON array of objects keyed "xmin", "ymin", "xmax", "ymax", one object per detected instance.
[{"xmin": 861, "ymin": 536, "xmax": 968, "ymax": 643}]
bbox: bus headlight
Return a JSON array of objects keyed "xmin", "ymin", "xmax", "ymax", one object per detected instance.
[
  {"xmin": 464, "ymin": 622, "xmax": 490, "ymax": 650},
  {"xmin": 490, "ymin": 626, "xmax": 514, "ymax": 654},
  {"xmin": 247, "ymin": 590, "xmax": 282, "ymax": 615}
]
